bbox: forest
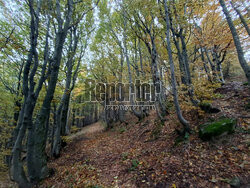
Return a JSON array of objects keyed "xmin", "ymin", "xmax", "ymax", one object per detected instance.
[{"xmin": 0, "ymin": 0, "xmax": 249, "ymax": 187}]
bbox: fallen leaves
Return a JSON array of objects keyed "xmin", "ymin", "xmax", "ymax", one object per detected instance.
[{"xmin": 42, "ymin": 82, "xmax": 250, "ymax": 187}]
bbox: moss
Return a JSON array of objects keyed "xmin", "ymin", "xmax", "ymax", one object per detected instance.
[
  {"xmin": 199, "ymin": 102, "xmax": 211, "ymax": 109},
  {"xmin": 129, "ymin": 159, "xmax": 139, "ymax": 171},
  {"xmin": 214, "ymin": 93, "xmax": 225, "ymax": 98},
  {"xmin": 119, "ymin": 127, "xmax": 126, "ymax": 134},
  {"xmin": 199, "ymin": 118, "xmax": 236, "ymax": 141}
]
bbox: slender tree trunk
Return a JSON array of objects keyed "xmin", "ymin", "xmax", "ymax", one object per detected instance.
[
  {"xmin": 32, "ymin": 0, "xmax": 73, "ymax": 179},
  {"xmin": 212, "ymin": 48, "xmax": 225, "ymax": 83},
  {"xmin": 219, "ymin": 0, "xmax": 250, "ymax": 83},
  {"xmin": 11, "ymin": 0, "xmax": 42, "ymax": 185},
  {"xmin": 151, "ymin": 36, "xmax": 167, "ymax": 118},
  {"xmin": 230, "ymin": 1, "xmax": 250, "ymax": 36},
  {"xmin": 180, "ymin": 34, "xmax": 191, "ymax": 85},
  {"xmin": 118, "ymin": 50, "xmax": 125, "ymax": 123},
  {"xmin": 123, "ymin": 16, "xmax": 144, "ymax": 120},
  {"xmin": 200, "ymin": 47, "xmax": 212, "ymax": 82},
  {"xmin": 205, "ymin": 47, "xmax": 218, "ymax": 81},
  {"xmin": 172, "ymin": 35, "xmax": 186, "ymax": 84},
  {"xmin": 61, "ymin": 95, "xmax": 71, "ymax": 135},
  {"xmin": 138, "ymin": 40, "xmax": 144, "ymax": 75},
  {"xmin": 10, "ymin": 99, "xmax": 30, "ymax": 188},
  {"xmin": 50, "ymin": 103, "xmax": 56, "ymax": 157},
  {"xmin": 163, "ymin": 0, "xmax": 190, "ymax": 133},
  {"xmin": 179, "ymin": 34, "xmax": 198, "ymax": 106},
  {"xmin": 6, "ymin": 99, "xmax": 22, "ymax": 168}
]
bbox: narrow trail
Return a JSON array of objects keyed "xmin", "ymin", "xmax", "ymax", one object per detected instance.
[
  {"xmin": 69, "ymin": 121, "xmax": 105, "ymax": 141},
  {"xmin": 42, "ymin": 82, "xmax": 250, "ymax": 188},
  {"xmin": 0, "ymin": 122, "xmax": 105, "ymax": 188}
]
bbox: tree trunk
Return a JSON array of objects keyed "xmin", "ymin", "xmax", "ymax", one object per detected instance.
[
  {"xmin": 200, "ymin": 47, "xmax": 212, "ymax": 82},
  {"xmin": 118, "ymin": 49, "xmax": 125, "ymax": 123},
  {"xmin": 219, "ymin": 0, "xmax": 250, "ymax": 83},
  {"xmin": 172, "ymin": 35, "xmax": 186, "ymax": 84},
  {"xmin": 163, "ymin": 0, "xmax": 190, "ymax": 133},
  {"xmin": 10, "ymin": 99, "xmax": 30, "ymax": 188},
  {"xmin": 123, "ymin": 16, "xmax": 144, "ymax": 120},
  {"xmin": 204, "ymin": 47, "xmax": 218, "ymax": 81},
  {"xmin": 32, "ymin": 0, "xmax": 73, "ymax": 179},
  {"xmin": 230, "ymin": 1, "xmax": 250, "ymax": 36}
]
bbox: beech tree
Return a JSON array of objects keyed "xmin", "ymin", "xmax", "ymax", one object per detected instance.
[
  {"xmin": 219, "ymin": 0, "xmax": 250, "ymax": 83},
  {"xmin": 163, "ymin": 0, "xmax": 190, "ymax": 133},
  {"xmin": 0, "ymin": 0, "xmax": 249, "ymax": 186}
]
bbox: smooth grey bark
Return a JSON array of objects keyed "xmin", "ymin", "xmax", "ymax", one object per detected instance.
[
  {"xmin": 138, "ymin": 40, "xmax": 144, "ymax": 75},
  {"xmin": 118, "ymin": 51, "xmax": 126, "ymax": 123},
  {"xmin": 212, "ymin": 46, "xmax": 223, "ymax": 83},
  {"xmin": 26, "ymin": 6, "xmax": 52, "ymax": 182},
  {"xmin": 108, "ymin": 18, "xmax": 125, "ymax": 123},
  {"xmin": 211, "ymin": 44, "xmax": 231, "ymax": 83},
  {"xmin": 219, "ymin": 0, "xmax": 250, "ymax": 83},
  {"xmin": 230, "ymin": 1, "xmax": 250, "ymax": 36},
  {"xmin": 150, "ymin": 36, "xmax": 168, "ymax": 119},
  {"xmin": 30, "ymin": 0, "xmax": 74, "ymax": 181},
  {"xmin": 123, "ymin": 13, "xmax": 144, "ymax": 120},
  {"xmin": 204, "ymin": 47, "xmax": 218, "ymax": 81},
  {"xmin": 131, "ymin": 38, "xmax": 140, "ymax": 77},
  {"xmin": 11, "ymin": 99, "xmax": 30, "ymax": 188},
  {"xmin": 118, "ymin": 49, "xmax": 126, "ymax": 123},
  {"xmin": 168, "ymin": 5, "xmax": 198, "ymax": 106},
  {"xmin": 12, "ymin": 3, "xmax": 51, "ymax": 184},
  {"xmin": 50, "ymin": 103, "xmax": 56, "ymax": 157},
  {"xmin": 137, "ymin": 18, "xmax": 167, "ymax": 118},
  {"xmin": 52, "ymin": 27, "xmax": 80, "ymax": 158},
  {"xmin": 163, "ymin": 0, "xmax": 190, "ymax": 133},
  {"xmin": 179, "ymin": 33, "xmax": 198, "ymax": 106},
  {"xmin": 172, "ymin": 34, "xmax": 186, "ymax": 84},
  {"xmin": 62, "ymin": 31, "xmax": 88, "ymax": 134},
  {"xmin": 168, "ymin": 1, "xmax": 189, "ymax": 85},
  {"xmin": 11, "ymin": 0, "xmax": 44, "ymax": 186},
  {"xmin": 200, "ymin": 47, "xmax": 212, "ymax": 82},
  {"xmin": 126, "ymin": 9, "xmax": 167, "ymax": 119},
  {"xmin": 123, "ymin": 28, "xmax": 144, "ymax": 120}
]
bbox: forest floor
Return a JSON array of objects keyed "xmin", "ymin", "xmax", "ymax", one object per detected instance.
[
  {"xmin": 68, "ymin": 122, "xmax": 105, "ymax": 141},
  {"xmin": 39, "ymin": 81, "xmax": 249, "ymax": 188}
]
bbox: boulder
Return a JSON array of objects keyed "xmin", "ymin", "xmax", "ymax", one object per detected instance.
[{"xmin": 199, "ymin": 118, "xmax": 236, "ymax": 141}]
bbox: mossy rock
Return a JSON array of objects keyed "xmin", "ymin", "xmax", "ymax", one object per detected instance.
[
  {"xmin": 199, "ymin": 118, "xmax": 236, "ymax": 141},
  {"xmin": 199, "ymin": 102, "xmax": 220, "ymax": 113}
]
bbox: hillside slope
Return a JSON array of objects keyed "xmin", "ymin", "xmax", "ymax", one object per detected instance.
[{"xmin": 41, "ymin": 82, "xmax": 250, "ymax": 188}]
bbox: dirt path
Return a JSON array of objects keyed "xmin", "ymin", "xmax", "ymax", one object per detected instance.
[
  {"xmin": 69, "ymin": 121, "xmax": 105, "ymax": 140},
  {"xmin": 42, "ymin": 82, "xmax": 250, "ymax": 188},
  {"xmin": 0, "ymin": 122, "xmax": 105, "ymax": 188}
]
